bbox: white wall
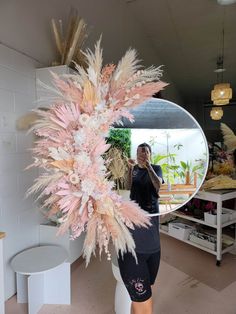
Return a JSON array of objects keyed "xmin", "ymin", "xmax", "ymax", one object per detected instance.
[
  {"xmin": 130, "ymin": 128, "xmax": 207, "ymax": 185},
  {"xmin": 0, "ymin": 44, "xmax": 43, "ymax": 300},
  {"xmin": 130, "ymin": 129, "xmax": 206, "ymax": 162},
  {"xmin": 0, "ymin": 0, "xmax": 183, "ymax": 104}
]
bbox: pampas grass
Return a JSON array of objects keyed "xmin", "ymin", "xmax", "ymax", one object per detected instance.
[
  {"xmin": 28, "ymin": 39, "xmax": 167, "ymax": 264},
  {"xmin": 105, "ymin": 147, "xmax": 128, "ymax": 192},
  {"xmin": 51, "ymin": 7, "xmax": 88, "ymax": 68}
]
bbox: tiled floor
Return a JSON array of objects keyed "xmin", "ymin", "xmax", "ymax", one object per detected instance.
[{"xmin": 5, "ymin": 234, "xmax": 236, "ymax": 314}]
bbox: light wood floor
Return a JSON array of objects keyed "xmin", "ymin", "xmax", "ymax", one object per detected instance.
[{"xmin": 5, "ymin": 234, "xmax": 236, "ymax": 314}]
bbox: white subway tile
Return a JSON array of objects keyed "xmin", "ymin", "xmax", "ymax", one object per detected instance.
[
  {"xmin": 0, "ymin": 46, "xmax": 42, "ymax": 301},
  {"xmin": 0, "ymin": 174, "xmax": 18, "ymax": 197},
  {"xmin": 0, "ymin": 211, "xmax": 19, "ymax": 233},
  {"xmin": 0, "ymin": 112, "xmax": 17, "ymax": 131},
  {"xmin": 0, "ymin": 88, "xmax": 14, "ymax": 112},
  {"xmin": 11, "ymin": 53, "xmax": 37, "ymax": 78},
  {"xmin": 17, "ymin": 209, "xmax": 41, "ymax": 247},
  {"xmin": 0, "ymin": 192, "xmax": 34, "ymax": 218},
  {"xmin": 0, "ymin": 153, "xmax": 33, "ymax": 175},
  {"xmin": 14, "ymin": 92, "xmax": 36, "ymax": 112},
  {"xmin": 17, "ymin": 170, "xmax": 38, "ymax": 196},
  {"xmin": 4, "ymin": 265, "xmax": 16, "ymax": 300},
  {"xmin": 16, "ymin": 132, "xmax": 33, "ymax": 153},
  {"xmin": 0, "ymin": 44, "xmax": 38, "ymax": 79},
  {"xmin": 0, "ymin": 132, "xmax": 16, "ymax": 154},
  {"xmin": 0, "ymin": 66, "xmax": 32, "ymax": 94}
]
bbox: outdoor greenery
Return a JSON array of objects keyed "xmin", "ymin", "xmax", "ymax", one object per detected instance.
[
  {"xmin": 106, "ymin": 128, "xmax": 131, "ymax": 157},
  {"xmin": 149, "ymin": 141, "xmax": 205, "ymax": 185}
]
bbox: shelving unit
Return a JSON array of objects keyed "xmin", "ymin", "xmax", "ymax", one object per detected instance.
[{"xmin": 160, "ymin": 190, "xmax": 236, "ymax": 266}]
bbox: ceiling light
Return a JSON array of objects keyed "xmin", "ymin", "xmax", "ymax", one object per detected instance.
[
  {"xmin": 211, "ymin": 83, "xmax": 232, "ymax": 105},
  {"xmin": 210, "ymin": 107, "xmax": 223, "ymax": 120},
  {"xmin": 210, "ymin": 19, "xmax": 233, "ymax": 107},
  {"xmin": 214, "ymin": 68, "xmax": 225, "ymax": 73}
]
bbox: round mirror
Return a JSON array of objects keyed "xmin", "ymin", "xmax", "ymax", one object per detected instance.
[{"xmin": 114, "ymin": 98, "xmax": 209, "ymax": 216}]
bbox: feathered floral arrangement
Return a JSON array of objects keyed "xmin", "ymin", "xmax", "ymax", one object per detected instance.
[{"xmin": 27, "ymin": 39, "xmax": 168, "ymax": 265}]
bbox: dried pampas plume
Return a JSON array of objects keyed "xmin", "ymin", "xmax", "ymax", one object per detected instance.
[
  {"xmin": 27, "ymin": 39, "xmax": 168, "ymax": 265},
  {"xmin": 105, "ymin": 147, "xmax": 128, "ymax": 192},
  {"xmin": 220, "ymin": 123, "xmax": 236, "ymax": 151},
  {"xmin": 51, "ymin": 7, "xmax": 88, "ymax": 68}
]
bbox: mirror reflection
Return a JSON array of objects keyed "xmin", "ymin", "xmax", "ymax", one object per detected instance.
[{"xmin": 108, "ymin": 98, "xmax": 209, "ymax": 215}]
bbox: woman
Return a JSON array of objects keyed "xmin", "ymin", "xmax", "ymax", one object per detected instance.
[{"xmin": 118, "ymin": 143, "xmax": 163, "ymax": 314}]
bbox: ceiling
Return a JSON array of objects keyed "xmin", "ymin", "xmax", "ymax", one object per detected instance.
[
  {"xmin": 0, "ymin": 0, "xmax": 236, "ymax": 132},
  {"xmin": 118, "ymin": 98, "xmax": 199, "ymax": 129},
  {"xmin": 125, "ymin": 0, "xmax": 236, "ymax": 105}
]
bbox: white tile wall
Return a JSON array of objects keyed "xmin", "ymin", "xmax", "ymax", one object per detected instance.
[{"xmin": 0, "ymin": 44, "xmax": 43, "ymax": 300}]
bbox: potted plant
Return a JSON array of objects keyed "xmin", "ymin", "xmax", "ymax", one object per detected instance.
[{"xmin": 203, "ymin": 201, "xmax": 217, "ymax": 224}]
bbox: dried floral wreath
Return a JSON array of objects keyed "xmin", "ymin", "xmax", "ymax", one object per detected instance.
[{"xmin": 27, "ymin": 40, "xmax": 168, "ymax": 265}]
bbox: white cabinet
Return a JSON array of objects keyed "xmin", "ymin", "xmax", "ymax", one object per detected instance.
[
  {"xmin": 36, "ymin": 65, "xmax": 74, "ymax": 107},
  {"xmin": 160, "ymin": 190, "xmax": 236, "ymax": 265},
  {"xmin": 0, "ymin": 232, "xmax": 5, "ymax": 314},
  {"xmin": 39, "ymin": 224, "xmax": 85, "ymax": 264}
]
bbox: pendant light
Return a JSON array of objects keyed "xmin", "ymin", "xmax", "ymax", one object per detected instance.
[
  {"xmin": 210, "ymin": 107, "xmax": 224, "ymax": 120},
  {"xmin": 211, "ymin": 11, "xmax": 232, "ymax": 115}
]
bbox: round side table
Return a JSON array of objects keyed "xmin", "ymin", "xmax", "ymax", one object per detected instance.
[{"xmin": 11, "ymin": 245, "xmax": 70, "ymax": 314}]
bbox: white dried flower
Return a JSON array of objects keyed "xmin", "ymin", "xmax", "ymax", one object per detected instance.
[
  {"xmin": 69, "ymin": 173, "xmax": 80, "ymax": 185},
  {"xmin": 79, "ymin": 114, "xmax": 90, "ymax": 126}
]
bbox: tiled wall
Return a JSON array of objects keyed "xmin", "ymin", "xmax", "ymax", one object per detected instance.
[{"xmin": 0, "ymin": 44, "xmax": 43, "ymax": 299}]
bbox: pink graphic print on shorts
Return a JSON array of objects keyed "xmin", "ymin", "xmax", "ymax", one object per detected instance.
[{"xmin": 130, "ymin": 278, "xmax": 147, "ymax": 295}]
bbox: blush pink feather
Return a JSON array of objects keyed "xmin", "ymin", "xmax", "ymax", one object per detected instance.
[{"xmin": 28, "ymin": 40, "xmax": 168, "ymax": 265}]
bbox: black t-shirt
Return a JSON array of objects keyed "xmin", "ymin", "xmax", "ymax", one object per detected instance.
[{"xmin": 129, "ymin": 164, "xmax": 163, "ymax": 253}]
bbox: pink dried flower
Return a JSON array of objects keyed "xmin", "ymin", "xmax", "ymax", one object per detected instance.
[{"xmin": 28, "ymin": 40, "xmax": 167, "ymax": 265}]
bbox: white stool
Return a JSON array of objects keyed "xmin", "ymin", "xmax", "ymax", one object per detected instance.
[
  {"xmin": 11, "ymin": 245, "xmax": 70, "ymax": 314},
  {"xmin": 111, "ymin": 254, "xmax": 131, "ymax": 314}
]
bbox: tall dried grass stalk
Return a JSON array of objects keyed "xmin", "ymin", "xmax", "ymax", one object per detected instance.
[
  {"xmin": 51, "ymin": 8, "xmax": 88, "ymax": 68},
  {"xmin": 105, "ymin": 147, "xmax": 129, "ymax": 192}
]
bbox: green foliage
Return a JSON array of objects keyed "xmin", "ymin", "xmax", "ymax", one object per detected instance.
[
  {"xmin": 151, "ymin": 153, "xmax": 205, "ymax": 184},
  {"xmin": 106, "ymin": 128, "xmax": 131, "ymax": 157},
  {"xmin": 177, "ymin": 161, "xmax": 204, "ymax": 181},
  {"xmin": 149, "ymin": 135, "xmax": 206, "ymax": 184}
]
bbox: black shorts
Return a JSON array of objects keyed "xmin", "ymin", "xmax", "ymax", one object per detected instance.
[{"xmin": 118, "ymin": 250, "xmax": 161, "ymax": 302}]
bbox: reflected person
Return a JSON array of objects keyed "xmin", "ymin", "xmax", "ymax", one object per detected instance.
[{"xmin": 118, "ymin": 143, "xmax": 163, "ymax": 314}]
